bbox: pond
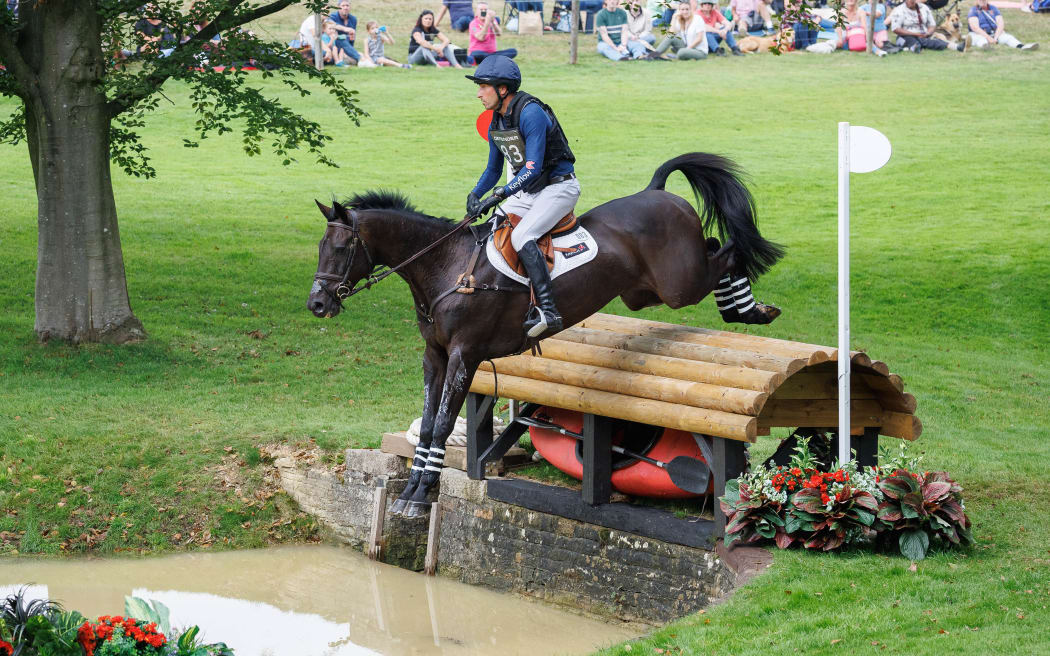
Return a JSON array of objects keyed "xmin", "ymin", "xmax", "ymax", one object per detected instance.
[{"xmin": 0, "ymin": 545, "xmax": 638, "ymax": 655}]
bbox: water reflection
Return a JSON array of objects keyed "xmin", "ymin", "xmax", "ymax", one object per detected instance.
[{"xmin": 0, "ymin": 545, "xmax": 636, "ymax": 656}]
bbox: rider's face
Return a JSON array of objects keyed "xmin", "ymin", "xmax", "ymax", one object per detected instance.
[{"xmin": 477, "ymin": 83, "xmax": 500, "ymax": 111}]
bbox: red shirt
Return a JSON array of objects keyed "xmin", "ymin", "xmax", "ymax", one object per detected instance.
[{"xmin": 699, "ymin": 8, "xmax": 726, "ymax": 28}]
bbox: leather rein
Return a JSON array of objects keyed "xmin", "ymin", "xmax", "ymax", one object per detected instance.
[{"xmin": 313, "ymin": 205, "xmax": 517, "ymax": 317}]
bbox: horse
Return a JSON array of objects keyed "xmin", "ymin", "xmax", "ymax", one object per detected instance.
[{"xmin": 307, "ymin": 152, "xmax": 783, "ymax": 517}]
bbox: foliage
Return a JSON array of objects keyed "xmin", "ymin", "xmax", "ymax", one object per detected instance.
[
  {"xmin": 720, "ymin": 477, "xmax": 785, "ymax": 547},
  {"xmin": 122, "ymin": 599, "xmax": 170, "ymax": 638},
  {"xmin": 877, "ymin": 469, "xmax": 974, "ymax": 560},
  {"xmin": 786, "ymin": 469, "xmax": 880, "ymax": 551},
  {"xmin": 0, "ymin": 587, "xmax": 62, "ymax": 653}
]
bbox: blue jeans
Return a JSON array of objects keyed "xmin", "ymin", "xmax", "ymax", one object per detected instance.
[
  {"xmin": 706, "ymin": 31, "xmax": 739, "ymax": 51},
  {"xmin": 597, "ymin": 39, "xmax": 647, "ymax": 60},
  {"xmin": 792, "ymin": 22, "xmax": 819, "ymax": 49},
  {"xmin": 451, "ymin": 15, "xmax": 472, "ymax": 31},
  {"xmin": 511, "ymin": 1, "xmax": 544, "ymax": 10},
  {"xmin": 334, "ymin": 37, "xmax": 361, "ymax": 62}
]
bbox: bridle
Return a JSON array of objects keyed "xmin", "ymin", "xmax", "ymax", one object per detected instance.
[{"xmin": 312, "ymin": 205, "xmax": 491, "ymax": 309}]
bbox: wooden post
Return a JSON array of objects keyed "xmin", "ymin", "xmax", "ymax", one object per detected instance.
[
  {"xmin": 570, "ymin": 0, "xmax": 580, "ymax": 64},
  {"xmin": 712, "ymin": 436, "xmax": 748, "ymax": 539},
  {"xmin": 424, "ymin": 502, "xmax": 442, "ymax": 576},
  {"xmin": 466, "ymin": 392, "xmax": 494, "ymax": 480},
  {"xmin": 582, "ymin": 413, "xmax": 612, "ymax": 505},
  {"xmin": 368, "ymin": 483, "xmax": 387, "ymax": 560},
  {"xmin": 866, "ymin": 0, "xmax": 877, "ymax": 54},
  {"xmin": 856, "ymin": 426, "xmax": 879, "ymax": 468},
  {"xmin": 313, "ymin": 13, "xmax": 323, "ymax": 71}
]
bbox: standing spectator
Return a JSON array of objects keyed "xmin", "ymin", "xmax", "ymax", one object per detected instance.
[
  {"xmin": 469, "ymin": 2, "xmax": 519, "ymax": 64},
  {"xmin": 596, "ymin": 0, "xmax": 649, "ymax": 60},
  {"xmin": 328, "ymin": 0, "xmax": 362, "ymax": 65},
  {"xmin": 698, "ymin": 0, "xmax": 744, "ymax": 55},
  {"xmin": 889, "ymin": 0, "xmax": 963, "ymax": 52},
  {"xmin": 652, "ymin": 0, "xmax": 709, "ymax": 58},
  {"xmin": 967, "ymin": 0, "xmax": 1038, "ymax": 50},
  {"xmin": 437, "ymin": 0, "xmax": 475, "ymax": 32},
  {"xmin": 729, "ymin": 0, "xmax": 774, "ymax": 36},
  {"xmin": 624, "ymin": 1, "xmax": 657, "ymax": 45},
  {"xmin": 408, "ymin": 9, "xmax": 465, "ymax": 68},
  {"xmin": 360, "ymin": 21, "xmax": 412, "ymax": 68}
]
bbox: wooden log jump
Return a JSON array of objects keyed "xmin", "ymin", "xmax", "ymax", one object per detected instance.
[{"xmin": 465, "ymin": 313, "xmax": 922, "ymax": 540}]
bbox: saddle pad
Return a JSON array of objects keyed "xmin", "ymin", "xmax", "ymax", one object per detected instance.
[{"xmin": 486, "ymin": 224, "xmax": 598, "ymax": 286}]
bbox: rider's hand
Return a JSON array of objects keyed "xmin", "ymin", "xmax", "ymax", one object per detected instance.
[
  {"xmin": 477, "ymin": 194, "xmax": 501, "ymax": 216},
  {"xmin": 492, "ymin": 185, "xmax": 507, "ymax": 199},
  {"xmin": 466, "ymin": 191, "xmax": 481, "ymax": 216}
]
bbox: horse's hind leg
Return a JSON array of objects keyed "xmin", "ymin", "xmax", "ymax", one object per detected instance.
[
  {"xmin": 707, "ymin": 238, "xmax": 781, "ymax": 325},
  {"xmin": 402, "ymin": 348, "xmax": 477, "ymax": 518},
  {"xmin": 392, "ymin": 343, "xmax": 446, "ymax": 515}
]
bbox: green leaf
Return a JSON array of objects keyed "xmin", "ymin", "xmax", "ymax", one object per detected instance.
[
  {"xmin": 785, "ymin": 512, "xmax": 804, "ymax": 535},
  {"xmin": 899, "ymin": 529, "xmax": 930, "ymax": 561},
  {"xmin": 756, "ymin": 523, "xmax": 776, "ymax": 539},
  {"xmin": 852, "ymin": 508, "xmax": 875, "ymax": 527},
  {"xmin": 125, "ymin": 596, "xmax": 154, "ymax": 623}
]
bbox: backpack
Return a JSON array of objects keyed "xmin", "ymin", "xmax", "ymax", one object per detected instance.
[{"xmin": 1031, "ymin": 0, "xmax": 1050, "ymax": 11}]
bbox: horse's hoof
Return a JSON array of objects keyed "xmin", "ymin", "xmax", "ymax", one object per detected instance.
[
  {"xmin": 389, "ymin": 498, "xmax": 407, "ymax": 515},
  {"xmin": 402, "ymin": 500, "xmax": 431, "ymax": 518}
]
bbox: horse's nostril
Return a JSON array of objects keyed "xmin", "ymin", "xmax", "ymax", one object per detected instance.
[{"xmin": 309, "ymin": 299, "xmax": 325, "ymax": 313}]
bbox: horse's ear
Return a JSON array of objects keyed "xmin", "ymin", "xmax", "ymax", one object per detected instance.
[
  {"xmin": 332, "ymin": 201, "xmax": 351, "ymax": 223},
  {"xmin": 315, "ymin": 199, "xmax": 333, "ymax": 220}
]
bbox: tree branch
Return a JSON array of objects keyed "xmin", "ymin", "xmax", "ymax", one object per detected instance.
[
  {"xmin": 0, "ymin": 24, "xmax": 41, "ymax": 105},
  {"xmin": 106, "ymin": 0, "xmax": 301, "ymax": 117}
]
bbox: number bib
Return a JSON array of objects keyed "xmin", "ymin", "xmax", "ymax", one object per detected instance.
[{"xmin": 490, "ymin": 127, "xmax": 527, "ymax": 174}]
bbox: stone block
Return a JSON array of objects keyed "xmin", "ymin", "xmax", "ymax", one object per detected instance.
[
  {"xmin": 344, "ymin": 448, "xmax": 409, "ymax": 478},
  {"xmin": 437, "ymin": 468, "xmax": 487, "ymax": 504}
]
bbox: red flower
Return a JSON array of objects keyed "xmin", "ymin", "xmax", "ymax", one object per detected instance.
[
  {"xmin": 0, "ymin": 640, "xmax": 15, "ymax": 656},
  {"xmin": 821, "ymin": 493, "xmax": 830, "ymax": 504},
  {"xmin": 791, "ymin": 468, "xmax": 802, "ymax": 476},
  {"xmin": 786, "ymin": 480, "xmax": 796, "ymax": 490},
  {"xmin": 76, "ymin": 623, "xmax": 97, "ymax": 656}
]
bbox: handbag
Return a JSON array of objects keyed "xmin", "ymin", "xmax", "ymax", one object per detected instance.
[{"xmin": 517, "ymin": 10, "xmax": 544, "ymax": 35}]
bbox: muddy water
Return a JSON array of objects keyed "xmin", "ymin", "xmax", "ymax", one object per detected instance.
[{"xmin": 0, "ymin": 545, "xmax": 637, "ymax": 656}]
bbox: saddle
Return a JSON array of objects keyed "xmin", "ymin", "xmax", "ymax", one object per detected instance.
[{"xmin": 492, "ymin": 212, "xmax": 578, "ymax": 276}]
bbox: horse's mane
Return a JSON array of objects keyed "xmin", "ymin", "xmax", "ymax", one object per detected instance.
[{"xmin": 343, "ymin": 189, "xmax": 455, "ymax": 226}]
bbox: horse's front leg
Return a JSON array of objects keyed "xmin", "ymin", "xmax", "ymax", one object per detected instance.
[
  {"xmin": 391, "ymin": 343, "xmax": 446, "ymax": 515},
  {"xmin": 401, "ymin": 348, "xmax": 477, "ymax": 518}
]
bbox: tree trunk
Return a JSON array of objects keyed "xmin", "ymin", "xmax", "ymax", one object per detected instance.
[{"xmin": 23, "ymin": 3, "xmax": 145, "ymax": 343}]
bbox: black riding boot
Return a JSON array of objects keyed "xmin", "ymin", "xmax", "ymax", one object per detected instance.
[{"xmin": 517, "ymin": 240, "xmax": 564, "ymax": 338}]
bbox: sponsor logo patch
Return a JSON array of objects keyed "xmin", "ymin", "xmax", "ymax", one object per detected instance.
[
  {"xmin": 525, "ymin": 160, "xmax": 535, "ymax": 170},
  {"xmin": 561, "ymin": 243, "xmax": 589, "ymax": 259}
]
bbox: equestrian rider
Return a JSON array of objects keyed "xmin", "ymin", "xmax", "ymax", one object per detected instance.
[{"xmin": 466, "ymin": 55, "xmax": 578, "ymax": 338}]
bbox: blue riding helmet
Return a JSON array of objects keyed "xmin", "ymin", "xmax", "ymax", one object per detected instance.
[{"xmin": 465, "ymin": 55, "xmax": 521, "ymax": 92}]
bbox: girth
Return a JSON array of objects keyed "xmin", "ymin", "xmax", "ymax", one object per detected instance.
[{"xmin": 492, "ymin": 211, "xmax": 578, "ymax": 276}]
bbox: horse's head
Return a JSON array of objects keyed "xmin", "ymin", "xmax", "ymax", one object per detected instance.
[{"xmin": 307, "ymin": 199, "xmax": 375, "ymax": 318}]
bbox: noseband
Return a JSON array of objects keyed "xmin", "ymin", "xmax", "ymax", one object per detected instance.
[{"xmin": 313, "ymin": 214, "xmax": 383, "ymax": 307}]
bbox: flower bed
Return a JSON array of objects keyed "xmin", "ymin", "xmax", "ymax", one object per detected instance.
[
  {"xmin": 720, "ymin": 438, "xmax": 974, "ymax": 560},
  {"xmin": 1, "ymin": 591, "xmax": 233, "ymax": 656}
]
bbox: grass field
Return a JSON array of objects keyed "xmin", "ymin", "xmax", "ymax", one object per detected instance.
[{"xmin": 2, "ymin": 2, "xmax": 1050, "ymax": 654}]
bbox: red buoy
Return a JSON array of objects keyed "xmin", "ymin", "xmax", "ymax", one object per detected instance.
[{"xmin": 528, "ymin": 407, "xmax": 712, "ymax": 499}]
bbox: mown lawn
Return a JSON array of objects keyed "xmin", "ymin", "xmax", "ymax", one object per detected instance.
[{"xmin": 1, "ymin": 2, "xmax": 1049, "ymax": 654}]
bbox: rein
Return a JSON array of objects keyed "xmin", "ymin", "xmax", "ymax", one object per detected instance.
[{"xmin": 313, "ymin": 205, "xmax": 504, "ymax": 311}]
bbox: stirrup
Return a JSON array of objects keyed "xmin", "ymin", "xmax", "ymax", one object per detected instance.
[{"xmin": 525, "ymin": 306, "xmax": 563, "ymax": 338}]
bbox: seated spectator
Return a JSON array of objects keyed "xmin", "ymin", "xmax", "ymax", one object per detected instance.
[
  {"xmin": 967, "ymin": 0, "xmax": 1038, "ymax": 50},
  {"xmin": 360, "ymin": 21, "xmax": 412, "ymax": 68},
  {"xmin": 729, "ymin": 0, "xmax": 774, "ymax": 36},
  {"xmin": 596, "ymin": 0, "xmax": 650, "ymax": 59},
  {"xmin": 859, "ymin": 1, "xmax": 888, "ymax": 46},
  {"xmin": 698, "ymin": 0, "xmax": 744, "ymax": 55},
  {"xmin": 778, "ymin": 0, "xmax": 819, "ymax": 50},
  {"xmin": 328, "ymin": 0, "xmax": 362, "ymax": 65},
  {"xmin": 408, "ymin": 9, "xmax": 465, "ymax": 68},
  {"xmin": 653, "ymin": 0, "xmax": 709, "ymax": 59},
  {"xmin": 889, "ymin": 0, "xmax": 964, "ymax": 52},
  {"xmin": 134, "ymin": 6, "xmax": 177, "ymax": 58},
  {"xmin": 321, "ymin": 21, "xmax": 349, "ymax": 66},
  {"xmin": 624, "ymin": 1, "xmax": 657, "ymax": 45},
  {"xmin": 469, "ymin": 2, "xmax": 519, "ymax": 63},
  {"xmin": 437, "ymin": 0, "xmax": 475, "ymax": 32}
]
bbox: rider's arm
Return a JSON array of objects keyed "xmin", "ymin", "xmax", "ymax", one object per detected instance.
[
  {"xmin": 472, "ymin": 137, "xmax": 504, "ymax": 197},
  {"xmin": 500, "ymin": 103, "xmax": 550, "ymax": 196}
]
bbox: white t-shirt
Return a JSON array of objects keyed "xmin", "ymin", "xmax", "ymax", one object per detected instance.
[
  {"xmin": 681, "ymin": 15, "xmax": 709, "ymax": 52},
  {"xmin": 298, "ymin": 15, "xmax": 318, "ymax": 44}
]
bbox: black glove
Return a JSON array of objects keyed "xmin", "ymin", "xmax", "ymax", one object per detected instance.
[
  {"xmin": 477, "ymin": 194, "xmax": 502, "ymax": 216},
  {"xmin": 466, "ymin": 192, "xmax": 481, "ymax": 217},
  {"xmin": 493, "ymin": 185, "xmax": 507, "ymax": 199}
]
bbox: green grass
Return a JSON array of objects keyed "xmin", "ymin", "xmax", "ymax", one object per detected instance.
[{"xmin": 3, "ymin": 2, "xmax": 1050, "ymax": 654}]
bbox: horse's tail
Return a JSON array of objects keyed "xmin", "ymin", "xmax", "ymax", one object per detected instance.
[{"xmin": 645, "ymin": 152, "xmax": 784, "ymax": 281}]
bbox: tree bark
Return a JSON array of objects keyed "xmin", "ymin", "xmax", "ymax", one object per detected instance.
[{"xmin": 22, "ymin": 3, "xmax": 145, "ymax": 343}]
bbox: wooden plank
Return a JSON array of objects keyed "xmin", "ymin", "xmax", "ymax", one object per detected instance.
[
  {"xmin": 479, "ymin": 357, "xmax": 767, "ymax": 415},
  {"xmin": 869, "ymin": 360, "xmax": 890, "ymax": 376},
  {"xmin": 368, "ymin": 484, "xmax": 387, "ymax": 561},
  {"xmin": 861, "ymin": 374, "xmax": 917, "ymax": 413},
  {"xmin": 582, "ymin": 414, "xmax": 612, "ymax": 505},
  {"xmin": 471, "ymin": 370, "xmax": 756, "ymax": 442},
  {"xmin": 757, "ymin": 399, "xmax": 885, "ymax": 430},
  {"xmin": 553, "ymin": 327, "xmax": 806, "ymax": 375},
  {"xmin": 576, "ymin": 314, "xmax": 833, "ymax": 364},
  {"xmin": 380, "ymin": 432, "xmax": 529, "ymax": 472},
  {"xmin": 770, "ymin": 372, "xmax": 877, "ymax": 400},
  {"xmin": 578, "ymin": 313, "xmax": 836, "ymax": 363},
  {"xmin": 485, "ymin": 478, "xmax": 715, "ymax": 550},
  {"xmin": 424, "ymin": 501, "xmax": 442, "ymax": 576},
  {"xmin": 527, "ymin": 339, "xmax": 782, "ymax": 392},
  {"xmin": 881, "ymin": 411, "xmax": 922, "ymax": 441}
]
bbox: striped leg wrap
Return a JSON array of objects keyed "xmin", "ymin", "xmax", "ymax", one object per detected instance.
[
  {"xmin": 730, "ymin": 276, "xmax": 756, "ymax": 314},
  {"xmin": 425, "ymin": 446, "xmax": 445, "ymax": 473},
  {"xmin": 411, "ymin": 446, "xmax": 429, "ymax": 473},
  {"xmin": 714, "ymin": 275, "xmax": 736, "ymax": 313}
]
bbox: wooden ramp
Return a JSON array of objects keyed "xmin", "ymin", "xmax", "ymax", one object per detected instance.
[{"xmin": 469, "ymin": 312, "xmax": 921, "ymax": 443}]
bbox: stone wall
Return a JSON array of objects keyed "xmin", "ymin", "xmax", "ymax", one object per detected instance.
[{"xmin": 277, "ymin": 449, "xmax": 738, "ymax": 624}]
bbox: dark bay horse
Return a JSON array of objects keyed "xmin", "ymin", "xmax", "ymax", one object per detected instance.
[{"xmin": 307, "ymin": 152, "xmax": 783, "ymax": 517}]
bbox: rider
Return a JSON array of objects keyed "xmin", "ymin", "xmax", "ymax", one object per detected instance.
[{"xmin": 466, "ymin": 55, "xmax": 578, "ymax": 338}]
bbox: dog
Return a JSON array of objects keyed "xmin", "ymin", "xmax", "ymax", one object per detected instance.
[
  {"xmin": 932, "ymin": 12, "xmax": 963, "ymax": 45},
  {"xmin": 738, "ymin": 34, "xmax": 780, "ymax": 53}
]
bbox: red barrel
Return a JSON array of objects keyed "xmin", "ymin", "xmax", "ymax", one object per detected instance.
[{"xmin": 528, "ymin": 407, "xmax": 712, "ymax": 499}]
